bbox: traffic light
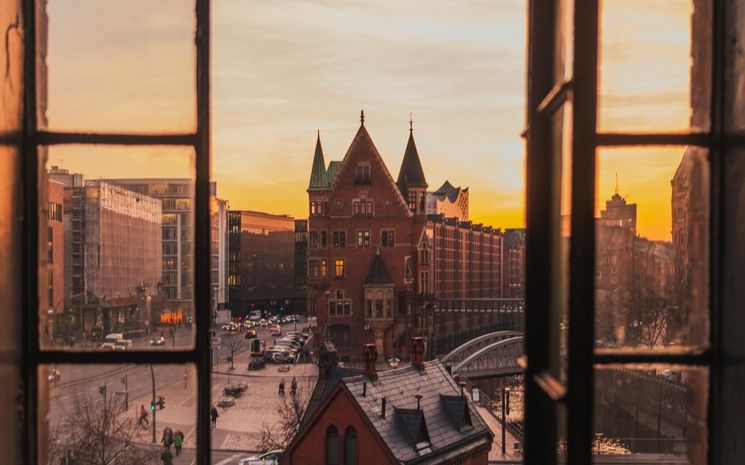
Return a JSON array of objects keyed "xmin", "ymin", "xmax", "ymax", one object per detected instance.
[
  {"xmin": 150, "ymin": 401, "xmax": 155, "ymax": 412},
  {"xmin": 157, "ymin": 396, "xmax": 166, "ymax": 410}
]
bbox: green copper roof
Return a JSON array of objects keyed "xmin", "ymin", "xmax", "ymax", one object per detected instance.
[
  {"xmin": 308, "ymin": 131, "xmax": 329, "ymax": 191},
  {"xmin": 326, "ymin": 161, "xmax": 342, "ymax": 186}
]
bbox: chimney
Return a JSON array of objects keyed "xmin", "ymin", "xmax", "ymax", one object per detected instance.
[
  {"xmin": 381, "ymin": 397, "xmax": 387, "ymax": 418},
  {"xmin": 415, "ymin": 394, "xmax": 423, "ymax": 410},
  {"xmin": 410, "ymin": 337, "xmax": 425, "ymax": 370},
  {"xmin": 318, "ymin": 342, "xmax": 338, "ymax": 378},
  {"xmin": 363, "ymin": 382, "xmax": 367, "ymax": 397},
  {"xmin": 362, "ymin": 343, "xmax": 378, "ymax": 379}
]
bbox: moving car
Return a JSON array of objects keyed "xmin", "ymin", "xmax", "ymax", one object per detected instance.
[
  {"xmin": 244, "ymin": 329, "xmax": 257, "ymax": 339},
  {"xmin": 269, "ymin": 325, "xmax": 282, "ymax": 336},
  {"xmin": 150, "ymin": 336, "xmax": 167, "ymax": 346},
  {"xmin": 238, "ymin": 450, "xmax": 282, "ymax": 465}
]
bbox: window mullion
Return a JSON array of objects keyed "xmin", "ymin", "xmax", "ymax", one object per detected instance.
[
  {"xmin": 524, "ymin": 1, "xmax": 559, "ymax": 464},
  {"xmin": 566, "ymin": 1, "xmax": 599, "ymax": 465},
  {"xmin": 194, "ymin": 1, "xmax": 212, "ymax": 464}
]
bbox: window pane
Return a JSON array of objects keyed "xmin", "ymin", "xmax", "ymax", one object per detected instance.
[
  {"xmin": 599, "ymin": 0, "xmax": 711, "ymax": 132},
  {"xmin": 42, "ymin": 0, "xmax": 196, "ymax": 132},
  {"xmin": 593, "ymin": 366, "xmax": 707, "ymax": 464},
  {"xmin": 40, "ymin": 146, "xmax": 202, "ymax": 351},
  {"xmin": 39, "ymin": 364, "xmax": 197, "ymax": 464},
  {"xmin": 595, "ymin": 147, "xmax": 709, "ymax": 350}
]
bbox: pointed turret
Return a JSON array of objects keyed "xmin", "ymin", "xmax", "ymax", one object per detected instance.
[
  {"xmin": 397, "ymin": 114, "xmax": 428, "ymax": 214},
  {"xmin": 308, "ymin": 130, "xmax": 329, "ymax": 191},
  {"xmin": 364, "ymin": 248, "xmax": 395, "ymax": 286}
]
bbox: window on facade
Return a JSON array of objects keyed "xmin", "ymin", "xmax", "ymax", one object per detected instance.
[
  {"xmin": 344, "ymin": 427, "xmax": 358, "ymax": 465},
  {"xmin": 335, "ymin": 259, "xmax": 345, "ymax": 278},
  {"xmin": 329, "ymin": 290, "xmax": 351, "ymax": 317},
  {"xmin": 355, "ymin": 162, "xmax": 371, "ymax": 184},
  {"xmin": 333, "ymin": 230, "xmax": 346, "ymax": 248},
  {"xmin": 356, "ymin": 230, "xmax": 371, "ymax": 248},
  {"xmin": 326, "ymin": 425, "xmax": 340, "ymax": 465},
  {"xmin": 321, "ymin": 230, "xmax": 328, "ymax": 248},
  {"xmin": 382, "ymin": 230, "xmax": 395, "ymax": 247}
]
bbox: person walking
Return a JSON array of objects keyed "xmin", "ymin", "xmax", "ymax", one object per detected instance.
[
  {"xmin": 138, "ymin": 404, "xmax": 149, "ymax": 427},
  {"xmin": 210, "ymin": 406, "xmax": 219, "ymax": 429},
  {"xmin": 173, "ymin": 430, "xmax": 184, "ymax": 456},
  {"xmin": 161, "ymin": 426, "xmax": 173, "ymax": 450},
  {"xmin": 290, "ymin": 377, "xmax": 297, "ymax": 396},
  {"xmin": 160, "ymin": 446, "xmax": 173, "ymax": 465},
  {"xmin": 278, "ymin": 378, "xmax": 285, "ymax": 396}
]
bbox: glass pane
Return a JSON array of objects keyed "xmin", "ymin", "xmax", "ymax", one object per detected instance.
[
  {"xmin": 599, "ymin": 0, "xmax": 711, "ymax": 132},
  {"xmin": 39, "ymin": 145, "xmax": 202, "ymax": 351},
  {"xmin": 593, "ymin": 366, "xmax": 707, "ymax": 465},
  {"xmin": 549, "ymin": 102, "xmax": 572, "ymax": 381},
  {"xmin": 41, "ymin": 0, "xmax": 196, "ymax": 132},
  {"xmin": 39, "ymin": 364, "xmax": 197, "ymax": 464},
  {"xmin": 595, "ymin": 147, "xmax": 709, "ymax": 350}
]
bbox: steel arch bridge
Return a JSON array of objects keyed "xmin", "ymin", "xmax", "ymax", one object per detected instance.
[{"xmin": 440, "ymin": 331, "xmax": 524, "ymax": 379}]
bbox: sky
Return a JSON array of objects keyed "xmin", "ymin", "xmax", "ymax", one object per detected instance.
[{"xmin": 45, "ymin": 0, "xmax": 693, "ymax": 241}]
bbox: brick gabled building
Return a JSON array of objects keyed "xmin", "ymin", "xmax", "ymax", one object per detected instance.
[
  {"xmin": 306, "ymin": 113, "xmax": 508, "ymax": 360},
  {"xmin": 281, "ymin": 341, "xmax": 493, "ymax": 465}
]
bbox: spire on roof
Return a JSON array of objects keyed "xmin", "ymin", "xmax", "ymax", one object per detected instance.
[
  {"xmin": 360, "ymin": 109, "xmax": 365, "ymax": 126},
  {"xmin": 308, "ymin": 130, "xmax": 328, "ymax": 191},
  {"xmin": 409, "ymin": 112, "xmax": 413, "ymax": 133},
  {"xmin": 615, "ymin": 172, "xmax": 619, "ymax": 195},
  {"xmin": 396, "ymin": 117, "xmax": 428, "ymax": 196},
  {"xmin": 364, "ymin": 250, "xmax": 394, "ymax": 286}
]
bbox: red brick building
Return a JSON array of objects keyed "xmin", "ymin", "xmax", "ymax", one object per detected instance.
[
  {"xmin": 281, "ymin": 341, "xmax": 492, "ymax": 465},
  {"xmin": 44, "ymin": 179, "xmax": 64, "ymax": 339},
  {"xmin": 306, "ymin": 114, "xmax": 507, "ymax": 359}
]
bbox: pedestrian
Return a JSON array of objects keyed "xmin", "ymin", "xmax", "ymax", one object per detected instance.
[
  {"xmin": 173, "ymin": 430, "xmax": 184, "ymax": 456},
  {"xmin": 210, "ymin": 405, "xmax": 219, "ymax": 429},
  {"xmin": 160, "ymin": 446, "xmax": 173, "ymax": 465},
  {"xmin": 161, "ymin": 426, "xmax": 173, "ymax": 450},
  {"xmin": 138, "ymin": 404, "xmax": 149, "ymax": 426},
  {"xmin": 278, "ymin": 378, "xmax": 285, "ymax": 396},
  {"xmin": 291, "ymin": 377, "xmax": 297, "ymax": 396}
]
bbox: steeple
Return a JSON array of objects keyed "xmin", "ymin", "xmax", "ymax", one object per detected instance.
[
  {"xmin": 308, "ymin": 130, "xmax": 328, "ymax": 191},
  {"xmin": 396, "ymin": 114, "xmax": 428, "ymax": 197}
]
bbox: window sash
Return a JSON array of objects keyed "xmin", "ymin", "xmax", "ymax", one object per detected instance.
[{"xmin": 21, "ymin": 1, "xmax": 213, "ymax": 463}]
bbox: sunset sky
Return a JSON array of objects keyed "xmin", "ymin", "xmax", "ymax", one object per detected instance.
[{"xmin": 45, "ymin": 0, "xmax": 693, "ymax": 241}]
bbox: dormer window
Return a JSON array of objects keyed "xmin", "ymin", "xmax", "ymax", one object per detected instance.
[{"xmin": 355, "ymin": 162, "xmax": 371, "ymax": 184}]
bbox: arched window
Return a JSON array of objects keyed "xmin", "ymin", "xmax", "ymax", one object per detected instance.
[
  {"xmin": 344, "ymin": 427, "xmax": 358, "ymax": 465},
  {"xmin": 325, "ymin": 425, "xmax": 340, "ymax": 465}
]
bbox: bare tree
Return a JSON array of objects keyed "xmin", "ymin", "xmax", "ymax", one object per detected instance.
[
  {"xmin": 222, "ymin": 332, "xmax": 244, "ymax": 370},
  {"xmin": 639, "ymin": 302, "xmax": 674, "ymax": 349},
  {"xmin": 257, "ymin": 380, "xmax": 311, "ymax": 452},
  {"xmin": 48, "ymin": 390, "xmax": 159, "ymax": 465}
]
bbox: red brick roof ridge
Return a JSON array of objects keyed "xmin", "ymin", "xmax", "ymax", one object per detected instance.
[{"xmin": 328, "ymin": 124, "xmax": 412, "ymax": 217}]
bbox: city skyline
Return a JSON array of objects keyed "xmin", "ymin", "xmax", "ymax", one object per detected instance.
[{"xmin": 46, "ymin": 0, "xmax": 693, "ymax": 241}]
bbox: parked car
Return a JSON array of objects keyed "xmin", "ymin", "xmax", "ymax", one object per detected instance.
[
  {"xmin": 150, "ymin": 336, "xmax": 167, "ymax": 346},
  {"xmin": 113, "ymin": 340, "xmax": 131, "ymax": 350},
  {"xmin": 244, "ymin": 329, "xmax": 257, "ymax": 339},
  {"xmin": 238, "ymin": 450, "xmax": 282, "ymax": 465}
]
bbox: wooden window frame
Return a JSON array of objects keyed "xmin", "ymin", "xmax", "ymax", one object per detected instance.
[
  {"xmin": 524, "ymin": 1, "xmax": 732, "ymax": 464},
  {"xmin": 20, "ymin": 1, "xmax": 213, "ymax": 463}
]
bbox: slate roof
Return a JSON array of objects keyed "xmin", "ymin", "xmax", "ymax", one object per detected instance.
[
  {"xmin": 308, "ymin": 131, "xmax": 329, "ymax": 191},
  {"xmin": 396, "ymin": 130, "xmax": 428, "ymax": 197},
  {"xmin": 364, "ymin": 250, "xmax": 395, "ymax": 286},
  {"xmin": 341, "ymin": 360, "xmax": 492, "ymax": 463}
]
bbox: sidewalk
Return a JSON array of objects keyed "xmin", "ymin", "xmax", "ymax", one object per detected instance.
[{"xmin": 467, "ymin": 392, "xmax": 522, "ymax": 462}]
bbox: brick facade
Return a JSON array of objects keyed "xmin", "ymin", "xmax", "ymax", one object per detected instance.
[{"xmin": 306, "ymin": 118, "xmax": 514, "ymax": 360}]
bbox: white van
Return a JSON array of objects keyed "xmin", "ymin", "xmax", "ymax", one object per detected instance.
[{"xmin": 101, "ymin": 333, "xmax": 131, "ymax": 350}]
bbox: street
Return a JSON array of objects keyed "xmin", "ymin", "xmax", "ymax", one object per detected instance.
[{"xmin": 44, "ymin": 317, "xmax": 314, "ymax": 460}]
